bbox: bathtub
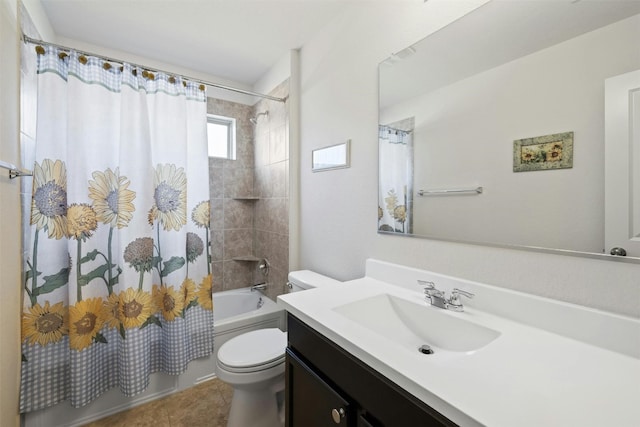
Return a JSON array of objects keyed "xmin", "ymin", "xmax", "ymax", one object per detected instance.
[
  {"xmin": 177, "ymin": 287, "xmax": 286, "ymax": 386},
  {"xmin": 211, "ymin": 288, "xmax": 286, "ymax": 376},
  {"xmin": 212, "ymin": 287, "xmax": 285, "ymax": 356},
  {"xmin": 215, "ymin": 287, "xmax": 282, "ymax": 326}
]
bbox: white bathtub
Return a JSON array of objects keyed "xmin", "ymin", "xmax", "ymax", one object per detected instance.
[
  {"xmin": 212, "ymin": 286, "xmax": 285, "ymax": 355},
  {"xmin": 176, "ymin": 287, "xmax": 286, "ymax": 387},
  {"xmin": 215, "ymin": 287, "xmax": 282, "ymax": 326}
]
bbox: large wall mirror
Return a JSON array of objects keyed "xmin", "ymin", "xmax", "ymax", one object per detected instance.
[{"xmin": 378, "ymin": 0, "xmax": 640, "ymax": 262}]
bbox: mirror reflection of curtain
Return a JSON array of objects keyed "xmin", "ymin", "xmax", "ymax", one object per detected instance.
[{"xmin": 378, "ymin": 125, "xmax": 413, "ymax": 234}]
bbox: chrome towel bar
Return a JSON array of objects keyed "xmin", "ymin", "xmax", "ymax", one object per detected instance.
[
  {"xmin": 417, "ymin": 187, "xmax": 483, "ymax": 196},
  {"xmin": 0, "ymin": 160, "xmax": 32, "ymax": 179}
]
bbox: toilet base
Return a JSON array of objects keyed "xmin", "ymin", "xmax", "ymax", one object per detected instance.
[{"xmin": 226, "ymin": 380, "xmax": 284, "ymax": 427}]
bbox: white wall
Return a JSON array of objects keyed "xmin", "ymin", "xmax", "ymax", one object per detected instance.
[
  {"xmin": 0, "ymin": 0, "xmax": 22, "ymax": 426},
  {"xmin": 298, "ymin": 1, "xmax": 640, "ymax": 318},
  {"xmin": 381, "ymin": 14, "xmax": 640, "ymax": 254},
  {"xmin": 254, "ymin": 50, "xmax": 291, "ymax": 98}
]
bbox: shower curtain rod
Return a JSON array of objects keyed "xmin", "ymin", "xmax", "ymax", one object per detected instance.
[{"xmin": 22, "ymin": 34, "xmax": 288, "ymax": 103}]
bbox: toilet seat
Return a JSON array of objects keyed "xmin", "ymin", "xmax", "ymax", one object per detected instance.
[
  {"xmin": 218, "ymin": 355, "xmax": 285, "ymax": 373},
  {"xmin": 217, "ymin": 328, "xmax": 287, "ymax": 373}
]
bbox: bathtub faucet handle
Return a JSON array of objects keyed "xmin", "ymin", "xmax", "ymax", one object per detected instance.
[{"xmin": 258, "ymin": 258, "xmax": 270, "ymax": 277}]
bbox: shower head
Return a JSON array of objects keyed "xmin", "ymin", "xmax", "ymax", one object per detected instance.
[{"xmin": 250, "ymin": 111, "xmax": 269, "ymax": 125}]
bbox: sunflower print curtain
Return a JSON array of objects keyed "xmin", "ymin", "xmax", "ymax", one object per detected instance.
[
  {"xmin": 378, "ymin": 125, "xmax": 413, "ymax": 234},
  {"xmin": 20, "ymin": 46, "xmax": 213, "ymax": 413}
]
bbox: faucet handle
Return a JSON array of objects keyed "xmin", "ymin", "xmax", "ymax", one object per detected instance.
[
  {"xmin": 452, "ymin": 288, "xmax": 474, "ymax": 299},
  {"xmin": 258, "ymin": 258, "xmax": 270, "ymax": 276},
  {"xmin": 418, "ymin": 280, "xmax": 444, "ymax": 298},
  {"xmin": 417, "ymin": 279, "xmax": 435, "ymax": 290},
  {"xmin": 448, "ymin": 288, "xmax": 474, "ymax": 311}
]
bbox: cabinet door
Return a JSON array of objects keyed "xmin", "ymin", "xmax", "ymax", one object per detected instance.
[
  {"xmin": 286, "ymin": 349, "xmax": 353, "ymax": 427},
  {"xmin": 357, "ymin": 413, "xmax": 380, "ymax": 427}
]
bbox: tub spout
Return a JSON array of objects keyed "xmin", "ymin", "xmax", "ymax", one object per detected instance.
[{"xmin": 250, "ymin": 283, "xmax": 267, "ymax": 292}]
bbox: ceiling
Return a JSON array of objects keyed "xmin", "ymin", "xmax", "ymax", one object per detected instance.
[{"xmin": 38, "ymin": 0, "xmax": 359, "ymax": 86}]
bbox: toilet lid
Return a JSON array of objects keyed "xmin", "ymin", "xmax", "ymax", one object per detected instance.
[{"xmin": 217, "ymin": 328, "xmax": 287, "ymax": 369}]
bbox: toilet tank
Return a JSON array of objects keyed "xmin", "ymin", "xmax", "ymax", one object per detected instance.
[{"xmin": 287, "ymin": 270, "xmax": 341, "ymax": 292}]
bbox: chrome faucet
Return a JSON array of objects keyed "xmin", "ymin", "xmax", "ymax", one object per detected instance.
[
  {"xmin": 418, "ymin": 280, "xmax": 474, "ymax": 312},
  {"xmin": 250, "ymin": 282, "xmax": 267, "ymax": 292}
]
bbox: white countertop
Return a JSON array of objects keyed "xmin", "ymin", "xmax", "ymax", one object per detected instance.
[{"xmin": 278, "ymin": 276, "xmax": 640, "ymax": 427}]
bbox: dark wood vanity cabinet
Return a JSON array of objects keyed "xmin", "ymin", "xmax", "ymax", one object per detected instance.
[
  {"xmin": 285, "ymin": 314, "xmax": 458, "ymax": 427},
  {"xmin": 286, "ymin": 349, "xmax": 354, "ymax": 426}
]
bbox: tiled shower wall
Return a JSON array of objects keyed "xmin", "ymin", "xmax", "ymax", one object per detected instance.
[
  {"xmin": 207, "ymin": 98, "xmax": 256, "ymax": 293},
  {"xmin": 253, "ymin": 80, "xmax": 290, "ymax": 301},
  {"xmin": 208, "ymin": 79, "xmax": 289, "ymax": 301}
]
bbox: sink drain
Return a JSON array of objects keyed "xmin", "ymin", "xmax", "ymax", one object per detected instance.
[{"xmin": 418, "ymin": 344, "xmax": 434, "ymax": 355}]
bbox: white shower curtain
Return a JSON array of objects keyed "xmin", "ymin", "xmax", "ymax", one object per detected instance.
[
  {"xmin": 20, "ymin": 46, "xmax": 213, "ymax": 412},
  {"xmin": 378, "ymin": 125, "xmax": 413, "ymax": 234}
]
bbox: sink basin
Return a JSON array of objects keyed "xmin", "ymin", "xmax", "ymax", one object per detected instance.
[{"xmin": 333, "ymin": 294, "xmax": 500, "ymax": 353}]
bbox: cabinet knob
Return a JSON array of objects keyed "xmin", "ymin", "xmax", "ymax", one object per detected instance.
[{"xmin": 331, "ymin": 407, "xmax": 345, "ymax": 424}]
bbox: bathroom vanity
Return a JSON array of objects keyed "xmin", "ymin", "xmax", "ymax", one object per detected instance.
[
  {"xmin": 278, "ymin": 260, "xmax": 640, "ymax": 427},
  {"xmin": 286, "ymin": 314, "xmax": 454, "ymax": 426}
]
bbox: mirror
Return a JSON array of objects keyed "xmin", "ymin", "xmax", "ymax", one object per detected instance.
[
  {"xmin": 312, "ymin": 140, "xmax": 351, "ymax": 172},
  {"xmin": 378, "ymin": 0, "xmax": 640, "ymax": 261}
]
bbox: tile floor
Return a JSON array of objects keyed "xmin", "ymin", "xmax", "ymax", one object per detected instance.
[{"xmin": 82, "ymin": 378, "xmax": 233, "ymax": 427}]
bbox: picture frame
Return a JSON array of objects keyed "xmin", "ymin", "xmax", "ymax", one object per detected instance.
[
  {"xmin": 513, "ymin": 131, "xmax": 573, "ymax": 172},
  {"xmin": 312, "ymin": 140, "xmax": 351, "ymax": 172}
]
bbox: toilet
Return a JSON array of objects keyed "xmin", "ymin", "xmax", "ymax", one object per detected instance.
[{"xmin": 215, "ymin": 270, "xmax": 340, "ymax": 427}]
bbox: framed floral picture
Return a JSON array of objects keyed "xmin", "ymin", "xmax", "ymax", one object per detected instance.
[{"xmin": 513, "ymin": 131, "xmax": 573, "ymax": 172}]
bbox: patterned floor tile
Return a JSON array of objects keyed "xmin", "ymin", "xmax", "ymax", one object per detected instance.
[{"xmin": 81, "ymin": 379, "xmax": 230, "ymax": 427}]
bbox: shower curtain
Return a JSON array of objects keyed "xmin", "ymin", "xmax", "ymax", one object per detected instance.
[
  {"xmin": 20, "ymin": 46, "xmax": 213, "ymax": 413},
  {"xmin": 378, "ymin": 125, "xmax": 413, "ymax": 234}
]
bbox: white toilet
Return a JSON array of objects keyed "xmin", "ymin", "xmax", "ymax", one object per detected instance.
[{"xmin": 215, "ymin": 270, "xmax": 340, "ymax": 427}]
